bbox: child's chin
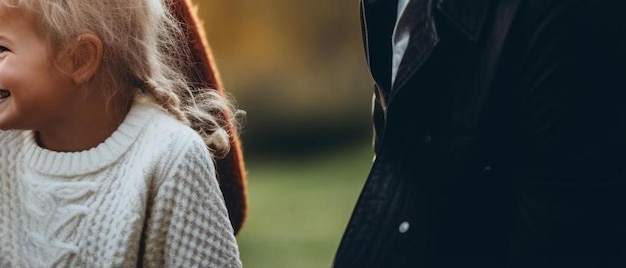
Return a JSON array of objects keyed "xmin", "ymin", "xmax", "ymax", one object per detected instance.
[
  {"xmin": 0, "ymin": 123, "xmax": 12, "ymax": 131},
  {"xmin": 0, "ymin": 121, "xmax": 12, "ymax": 130}
]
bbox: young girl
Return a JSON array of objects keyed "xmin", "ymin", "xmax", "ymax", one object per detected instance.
[{"xmin": 0, "ymin": 0, "xmax": 242, "ymax": 267}]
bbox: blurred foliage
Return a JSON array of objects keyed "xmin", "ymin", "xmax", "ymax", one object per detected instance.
[
  {"xmin": 192, "ymin": 0, "xmax": 373, "ymax": 155},
  {"xmin": 237, "ymin": 145, "xmax": 370, "ymax": 268},
  {"xmin": 189, "ymin": 1, "xmax": 375, "ymax": 267}
]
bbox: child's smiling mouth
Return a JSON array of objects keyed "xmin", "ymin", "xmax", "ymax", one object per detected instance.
[{"xmin": 0, "ymin": 90, "xmax": 10, "ymax": 99}]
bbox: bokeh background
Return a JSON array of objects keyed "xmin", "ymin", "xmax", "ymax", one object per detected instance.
[{"xmin": 192, "ymin": 0, "xmax": 374, "ymax": 267}]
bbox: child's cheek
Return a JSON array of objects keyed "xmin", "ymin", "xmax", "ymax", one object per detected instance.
[{"xmin": 0, "ymin": 60, "xmax": 18, "ymax": 89}]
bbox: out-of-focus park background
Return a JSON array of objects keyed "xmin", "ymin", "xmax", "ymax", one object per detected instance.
[{"xmin": 192, "ymin": 0, "xmax": 374, "ymax": 267}]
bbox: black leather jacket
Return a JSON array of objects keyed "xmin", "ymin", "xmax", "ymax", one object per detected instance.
[{"xmin": 334, "ymin": 0, "xmax": 626, "ymax": 267}]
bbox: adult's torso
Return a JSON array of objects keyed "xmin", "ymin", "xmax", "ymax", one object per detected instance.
[{"xmin": 335, "ymin": 0, "xmax": 522, "ymax": 266}]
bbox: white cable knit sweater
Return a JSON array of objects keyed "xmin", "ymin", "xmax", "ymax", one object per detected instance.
[{"xmin": 0, "ymin": 101, "xmax": 242, "ymax": 267}]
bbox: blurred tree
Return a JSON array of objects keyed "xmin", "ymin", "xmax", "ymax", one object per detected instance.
[{"xmin": 192, "ymin": 0, "xmax": 373, "ymax": 156}]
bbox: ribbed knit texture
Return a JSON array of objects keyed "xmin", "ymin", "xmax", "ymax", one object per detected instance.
[{"xmin": 0, "ymin": 101, "xmax": 242, "ymax": 267}]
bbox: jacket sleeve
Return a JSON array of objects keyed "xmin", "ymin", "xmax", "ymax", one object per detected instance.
[
  {"xmin": 510, "ymin": 0, "xmax": 626, "ymax": 264},
  {"xmin": 141, "ymin": 136, "xmax": 242, "ymax": 268}
]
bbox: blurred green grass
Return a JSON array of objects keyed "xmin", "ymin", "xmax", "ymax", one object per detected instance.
[{"xmin": 237, "ymin": 144, "xmax": 372, "ymax": 268}]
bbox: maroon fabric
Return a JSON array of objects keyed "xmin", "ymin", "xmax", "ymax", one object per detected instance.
[{"xmin": 170, "ymin": 0, "xmax": 247, "ymax": 235}]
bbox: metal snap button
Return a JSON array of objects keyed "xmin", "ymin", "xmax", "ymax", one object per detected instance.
[{"xmin": 399, "ymin": 221, "xmax": 410, "ymax": 233}]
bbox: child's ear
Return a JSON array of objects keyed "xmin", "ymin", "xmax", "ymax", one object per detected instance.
[{"xmin": 67, "ymin": 33, "xmax": 103, "ymax": 84}]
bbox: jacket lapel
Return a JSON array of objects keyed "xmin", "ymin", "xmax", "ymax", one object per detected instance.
[
  {"xmin": 391, "ymin": 0, "xmax": 439, "ymax": 93},
  {"xmin": 361, "ymin": 0, "xmax": 494, "ymax": 107},
  {"xmin": 361, "ymin": 0, "xmax": 398, "ymax": 94}
]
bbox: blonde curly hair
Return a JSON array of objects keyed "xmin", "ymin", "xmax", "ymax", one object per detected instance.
[{"xmin": 0, "ymin": 0, "xmax": 234, "ymax": 157}]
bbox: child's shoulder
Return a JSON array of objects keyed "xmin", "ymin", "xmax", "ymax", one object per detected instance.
[
  {"xmin": 140, "ymin": 102, "xmax": 203, "ymax": 144},
  {"xmin": 134, "ymin": 101, "xmax": 210, "ymax": 159},
  {"xmin": 133, "ymin": 101, "xmax": 214, "ymax": 187}
]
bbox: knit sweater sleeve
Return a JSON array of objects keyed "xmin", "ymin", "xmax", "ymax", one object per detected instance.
[{"xmin": 142, "ymin": 133, "xmax": 242, "ymax": 268}]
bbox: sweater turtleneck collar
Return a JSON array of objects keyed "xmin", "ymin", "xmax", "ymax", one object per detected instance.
[{"xmin": 22, "ymin": 101, "xmax": 158, "ymax": 177}]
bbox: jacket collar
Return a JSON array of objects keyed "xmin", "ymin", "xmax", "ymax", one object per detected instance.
[
  {"xmin": 437, "ymin": 0, "xmax": 492, "ymax": 41},
  {"xmin": 362, "ymin": 0, "xmax": 492, "ymax": 40},
  {"xmin": 362, "ymin": 0, "xmax": 493, "ymax": 97}
]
